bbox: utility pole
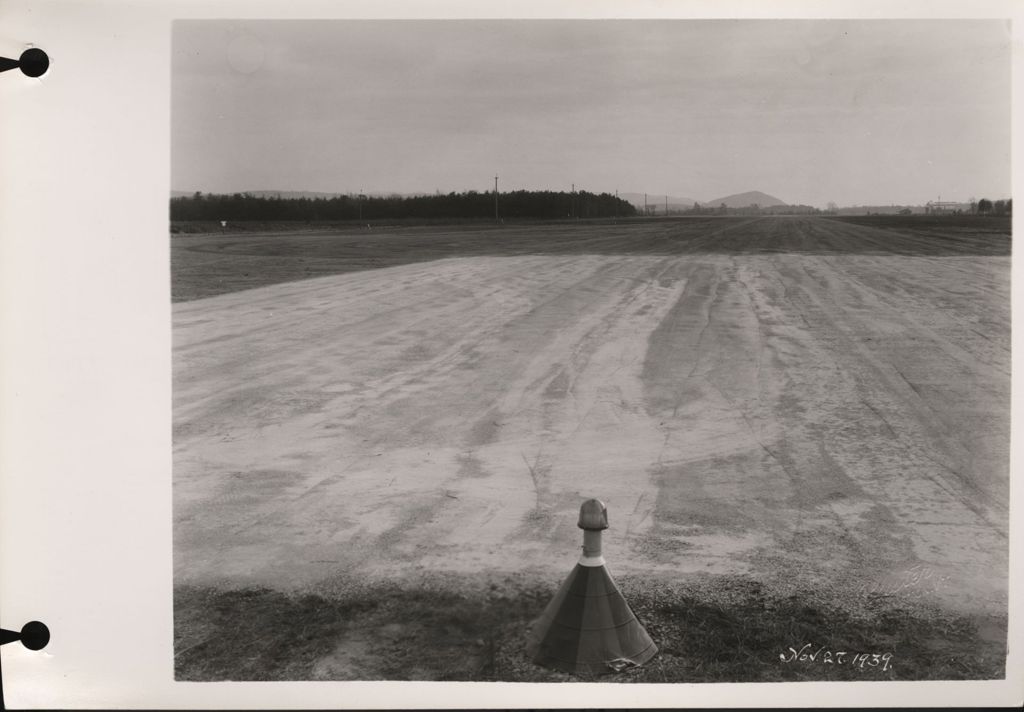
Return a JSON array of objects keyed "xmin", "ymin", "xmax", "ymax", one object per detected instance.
[
  {"xmin": 644, "ymin": 193, "xmax": 647, "ymax": 216},
  {"xmin": 572, "ymin": 183, "xmax": 575, "ymax": 219},
  {"xmin": 495, "ymin": 175, "xmax": 499, "ymax": 222}
]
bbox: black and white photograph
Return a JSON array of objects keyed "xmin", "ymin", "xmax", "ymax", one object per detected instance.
[
  {"xmin": 170, "ymin": 19, "xmax": 1011, "ymax": 683},
  {"xmin": 1, "ymin": 2, "xmax": 1021, "ymax": 708}
]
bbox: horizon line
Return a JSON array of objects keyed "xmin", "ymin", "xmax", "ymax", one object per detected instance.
[{"xmin": 169, "ymin": 187, "xmax": 1011, "ymax": 210}]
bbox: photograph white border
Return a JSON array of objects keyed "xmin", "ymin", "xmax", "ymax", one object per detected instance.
[{"xmin": 0, "ymin": 1, "xmax": 1020, "ymax": 708}]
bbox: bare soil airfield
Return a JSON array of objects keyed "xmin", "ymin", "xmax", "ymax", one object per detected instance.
[{"xmin": 173, "ymin": 215, "xmax": 1010, "ymax": 680}]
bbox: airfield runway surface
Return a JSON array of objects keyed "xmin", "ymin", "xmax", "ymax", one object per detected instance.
[{"xmin": 173, "ymin": 216, "xmax": 1010, "ymax": 616}]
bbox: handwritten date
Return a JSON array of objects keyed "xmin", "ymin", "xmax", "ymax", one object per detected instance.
[{"xmin": 780, "ymin": 644, "xmax": 893, "ymax": 671}]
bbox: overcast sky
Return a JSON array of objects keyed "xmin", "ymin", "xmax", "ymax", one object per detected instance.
[{"xmin": 172, "ymin": 20, "xmax": 1011, "ymax": 207}]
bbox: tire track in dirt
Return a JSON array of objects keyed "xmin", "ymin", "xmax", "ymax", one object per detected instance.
[
  {"xmin": 174, "ymin": 217, "xmax": 1009, "ymax": 618},
  {"xmin": 633, "ymin": 218, "xmax": 1007, "ymax": 613},
  {"xmin": 174, "ymin": 254, "xmax": 691, "ymax": 587}
]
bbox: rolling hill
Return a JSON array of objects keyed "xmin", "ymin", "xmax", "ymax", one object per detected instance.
[
  {"xmin": 622, "ymin": 190, "xmax": 788, "ymax": 211},
  {"xmin": 172, "ymin": 188, "xmax": 791, "ymax": 211},
  {"xmin": 701, "ymin": 191, "xmax": 786, "ymax": 209}
]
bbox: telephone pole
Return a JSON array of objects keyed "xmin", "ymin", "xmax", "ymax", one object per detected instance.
[
  {"xmin": 495, "ymin": 175, "xmax": 499, "ymax": 222},
  {"xmin": 644, "ymin": 193, "xmax": 648, "ymax": 216}
]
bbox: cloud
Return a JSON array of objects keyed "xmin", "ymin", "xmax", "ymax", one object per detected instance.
[{"xmin": 172, "ymin": 19, "xmax": 1010, "ymax": 205}]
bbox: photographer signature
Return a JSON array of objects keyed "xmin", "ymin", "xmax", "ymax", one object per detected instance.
[{"xmin": 780, "ymin": 644, "xmax": 893, "ymax": 671}]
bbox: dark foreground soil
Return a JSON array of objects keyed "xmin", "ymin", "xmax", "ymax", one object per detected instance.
[{"xmin": 174, "ymin": 572, "xmax": 1007, "ymax": 682}]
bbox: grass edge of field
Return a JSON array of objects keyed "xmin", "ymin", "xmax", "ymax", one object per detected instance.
[{"xmin": 173, "ymin": 572, "xmax": 1007, "ymax": 683}]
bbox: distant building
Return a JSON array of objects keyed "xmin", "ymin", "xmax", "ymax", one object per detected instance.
[{"xmin": 925, "ymin": 201, "xmax": 970, "ymax": 214}]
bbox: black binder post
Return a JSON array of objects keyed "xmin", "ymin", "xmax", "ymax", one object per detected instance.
[
  {"xmin": 0, "ymin": 47, "xmax": 49, "ymax": 77},
  {"xmin": 0, "ymin": 621, "xmax": 50, "ymax": 710}
]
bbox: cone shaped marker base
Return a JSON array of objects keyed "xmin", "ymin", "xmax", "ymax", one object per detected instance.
[
  {"xmin": 527, "ymin": 563, "xmax": 657, "ymax": 674},
  {"xmin": 526, "ymin": 499, "xmax": 657, "ymax": 674}
]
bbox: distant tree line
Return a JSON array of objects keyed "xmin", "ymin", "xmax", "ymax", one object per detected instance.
[
  {"xmin": 170, "ymin": 190, "xmax": 636, "ymax": 222},
  {"xmin": 972, "ymin": 198, "xmax": 1012, "ymax": 216},
  {"xmin": 826, "ymin": 197, "xmax": 1012, "ymax": 217},
  {"xmin": 682, "ymin": 202, "xmax": 819, "ymax": 216},
  {"xmin": 922, "ymin": 197, "xmax": 1012, "ymax": 216}
]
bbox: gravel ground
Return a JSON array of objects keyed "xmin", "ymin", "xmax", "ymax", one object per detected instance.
[{"xmin": 172, "ymin": 215, "xmax": 1010, "ymax": 680}]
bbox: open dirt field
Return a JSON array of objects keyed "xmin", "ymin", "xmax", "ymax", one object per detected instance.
[{"xmin": 172, "ymin": 215, "xmax": 1010, "ymax": 680}]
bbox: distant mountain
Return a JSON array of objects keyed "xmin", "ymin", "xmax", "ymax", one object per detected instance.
[
  {"xmin": 171, "ymin": 188, "xmax": 791, "ymax": 209},
  {"xmin": 620, "ymin": 190, "xmax": 787, "ymax": 211},
  {"xmin": 620, "ymin": 192, "xmax": 703, "ymax": 211},
  {"xmin": 701, "ymin": 191, "xmax": 786, "ymax": 209}
]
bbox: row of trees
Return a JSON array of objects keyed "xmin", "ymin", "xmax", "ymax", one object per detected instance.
[
  {"xmin": 973, "ymin": 198, "xmax": 1012, "ymax": 216},
  {"xmin": 170, "ymin": 190, "xmax": 637, "ymax": 222},
  {"xmin": 684, "ymin": 202, "xmax": 819, "ymax": 216}
]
